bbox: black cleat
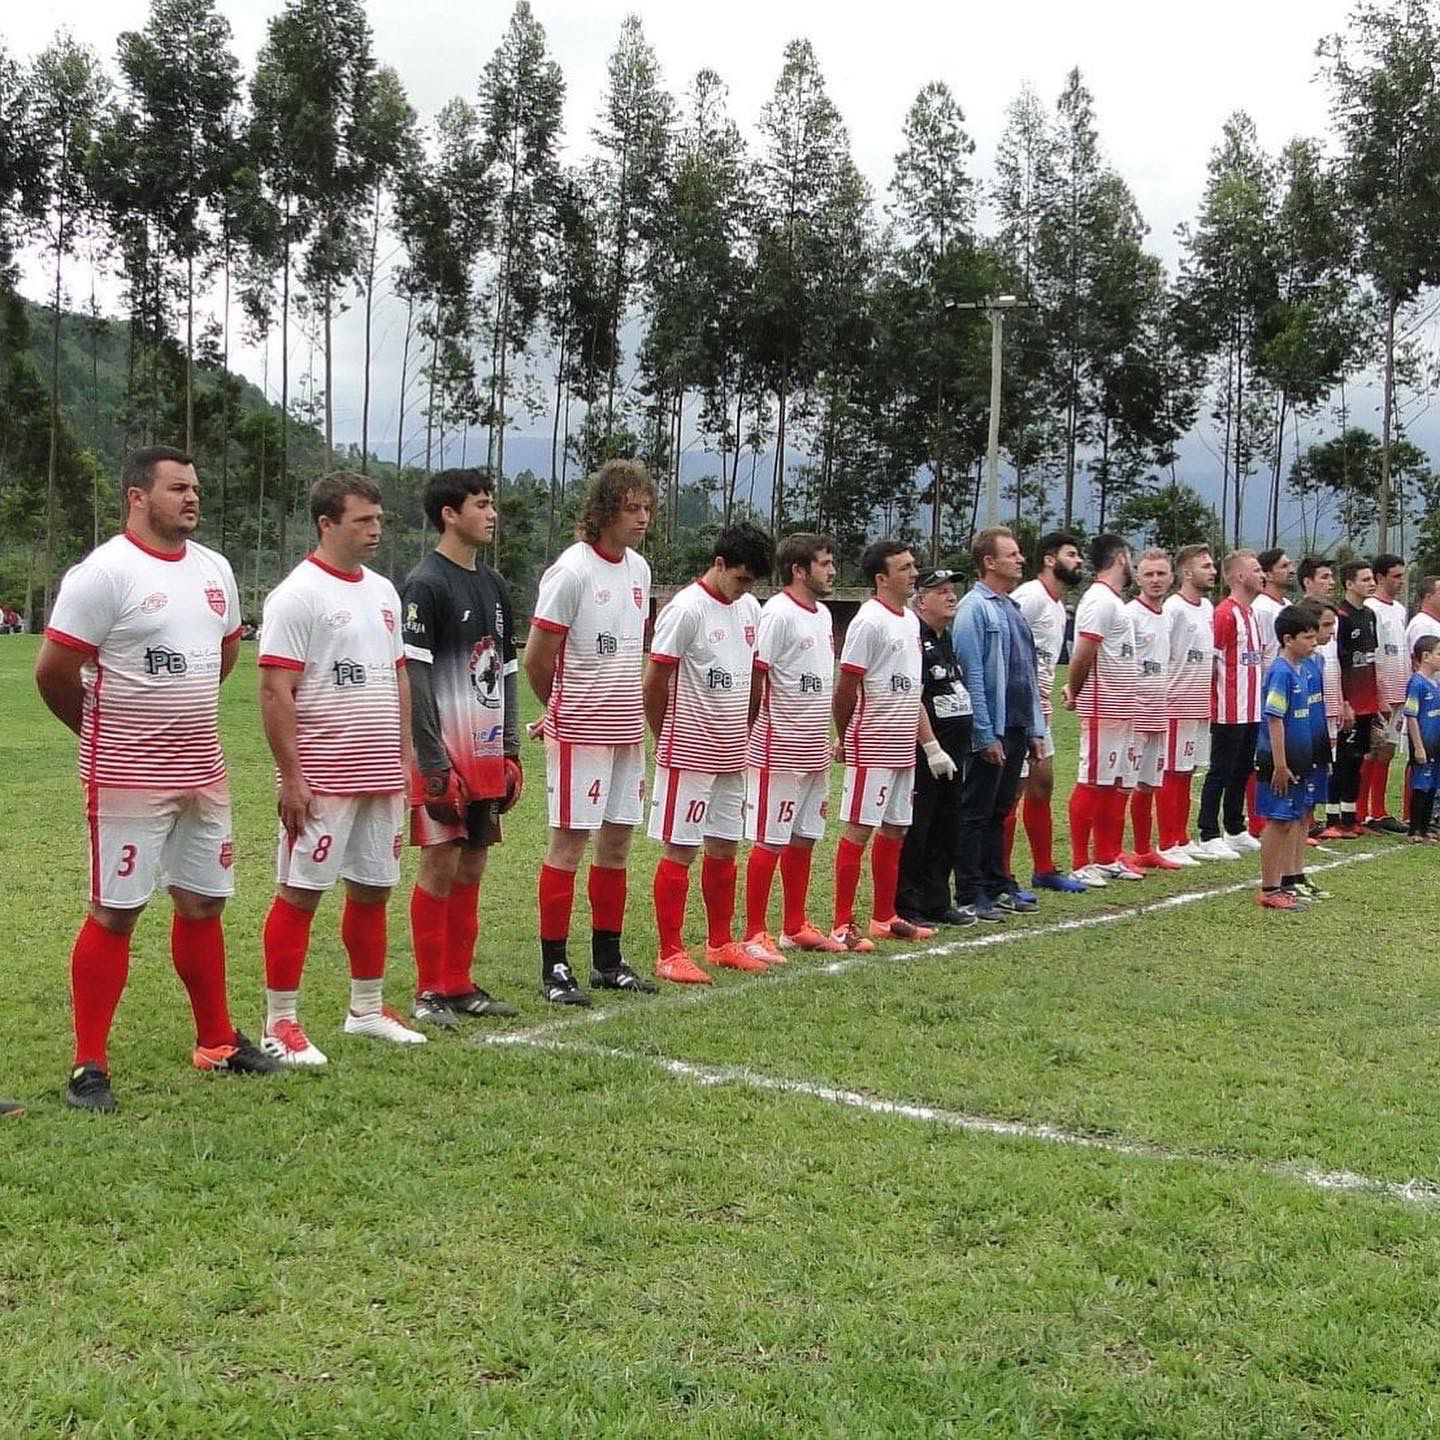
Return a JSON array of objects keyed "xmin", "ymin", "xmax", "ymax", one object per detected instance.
[
  {"xmin": 66, "ymin": 1063, "xmax": 116, "ymax": 1113},
  {"xmin": 194, "ymin": 1030, "xmax": 282, "ymax": 1075},
  {"xmin": 541, "ymin": 962, "xmax": 592, "ymax": 1007},
  {"xmin": 591, "ymin": 961, "xmax": 658, "ymax": 995},
  {"xmin": 446, "ymin": 987, "xmax": 519, "ymax": 1019},
  {"xmin": 1368, "ymin": 815, "xmax": 1408, "ymax": 836},
  {"xmin": 412, "ymin": 992, "xmax": 460, "ymax": 1029}
]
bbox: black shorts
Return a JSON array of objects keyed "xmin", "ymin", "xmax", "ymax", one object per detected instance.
[{"xmin": 409, "ymin": 798, "xmax": 503, "ymax": 850}]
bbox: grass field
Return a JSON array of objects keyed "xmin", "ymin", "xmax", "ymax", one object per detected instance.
[{"xmin": 5, "ymin": 633, "xmax": 1440, "ymax": 1437}]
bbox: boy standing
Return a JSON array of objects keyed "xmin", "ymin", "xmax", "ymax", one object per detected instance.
[{"xmin": 1404, "ymin": 637, "xmax": 1440, "ymax": 841}]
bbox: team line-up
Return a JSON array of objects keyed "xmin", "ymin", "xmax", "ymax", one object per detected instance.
[{"xmin": 20, "ymin": 449, "xmax": 1440, "ymax": 1116}]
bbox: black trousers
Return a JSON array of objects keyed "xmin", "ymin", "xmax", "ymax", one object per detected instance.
[
  {"xmin": 897, "ymin": 722, "xmax": 970, "ymax": 919},
  {"xmin": 953, "ymin": 725, "xmax": 1028, "ymax": 906},
  {"xmin": 1197, "ymin": 722, "xmax": 1258, "ymax": 839},
  {"xmin": 1332, "ymin": 716, "xmax": 1376, "ymax": 807}
]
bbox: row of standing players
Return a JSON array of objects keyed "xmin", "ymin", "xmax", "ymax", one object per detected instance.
[{"xmin": 20, "ymin": 447, "xmax": 1440, "ymax": 1114}]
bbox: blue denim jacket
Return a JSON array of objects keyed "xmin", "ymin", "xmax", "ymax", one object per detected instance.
[{"xmin": 950, "ymin": 582, "xmax": 1047, "ymax": 750}]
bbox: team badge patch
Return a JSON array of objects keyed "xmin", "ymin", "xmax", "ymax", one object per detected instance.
[
  {"xmin": 744, "ymin": 624, "xmax": 756, "ymax": 646},
  {"xmin": 381, "ymin": 607, "xmax": 395, "ymax": 634},
  {"xmin": 632, "ymin": 586, "xmax": 644, "ymax": 609},
  {"xmin": 141, "ymin": 592, "xmax": 168, "ymax": 614},
  {"xmin": 205, "ymin": 584, "xmax": 226, "ymax": 617},
  {"xmin": 219, "ymin": 840, "xmax": 234, "ymax": 870}
]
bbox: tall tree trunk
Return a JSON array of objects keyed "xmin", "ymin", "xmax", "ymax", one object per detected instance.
[
  {"xmin": 44, "ymin": 169, "xmax": 67, "ymax": 621},
  {"xmin": 1233, "ymin": 338, "xmax": 1245, "ymax": 551},
  {"xmin": 220, "ymin": 237, "xmax": 232, "ymax": 550},
  {"xmin": 185, "ymin": 249, "xmax": 195, "ymax": 451},
  {"xmin": 771, "ymin": 360, "xmax": 789, "ymax": 534},
  {"xmin": 323, "ymin": 267, "xmax": 334, "ymax": 464},
  {"xmin": 361, "ymin": 183, "xmax": 382, "ymax": 474},
  {"xmin": 605, "ymin": 147, "xmax": 631, "ymax": 442},
  {"xmin": 89, "ymin": 265, "xmax": 101, "ymax": 547},
  {"xmin": 278, "ymin": 202, "xmax": 292, "ymax": 578},
  {"xmin": 1378, "ymin": 291, "xmax": 1397, "ymax": 551},
  {"xmin": 422, "ymin": 313, "xmax": 439, "ymax": 561},
  {"xmin": 1268, "ymin": 390, "xmax": 1289, "ymax": 548},
  {"xmin": 548, "ymin": 329, "xmax": 566, "ymax": 557}
]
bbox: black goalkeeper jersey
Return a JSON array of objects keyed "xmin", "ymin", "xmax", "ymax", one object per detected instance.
[{"xmin": 401, "ymin": 550, "xmax": 516, "ymax": 801}]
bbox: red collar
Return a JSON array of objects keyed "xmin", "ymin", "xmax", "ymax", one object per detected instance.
[
  {"xmin": 696, "ymin": 576, "xmax": 732, "ymax": 606},
  {"xmin": 587, "ymin": 541, "xmax": 625, "ymax": 564},
  {"xmin": 874, "ymin": 595, "xmax": 904, "ymax": 616},
  {"xmin": 123, "ymin": 530, "xmax": 185, "ymax": 562},
  {"xmin": 781, "ymin": 588, "xmax": 818, "ymax": 613},
  {"xmin": 307, "ymin": 554, "xmax": 363, "ymax": 583},
  {"xmin": 1039, "ymin": 574, "xmax": 1065, "ymax": 602}
]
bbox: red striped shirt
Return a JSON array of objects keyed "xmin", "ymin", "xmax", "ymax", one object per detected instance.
[{"xmin": 1212, "ymin": 596, "xmax": 1263, "ymax": 725}]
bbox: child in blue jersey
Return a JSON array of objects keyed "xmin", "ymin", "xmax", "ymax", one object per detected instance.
[
  {"xmin": 1295, "ymin": 599, "xmax": 1336, "ymax": 896},
  {"xmin": 1404, "ymin": 636, "xmax": 1440, "ymax": 841},
  {"xmin": 1255, "ymin": 606, "xmax": 1320, "ymax": 910}
]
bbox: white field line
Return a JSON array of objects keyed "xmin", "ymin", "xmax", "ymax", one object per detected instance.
[
  {"xmin": 484, "ymin": 848, "xmax": 1389, "ymax": 1049},
  {"xmin": 507, "ymin": 1032, "xmax": 1440, "ymax": 1209}
]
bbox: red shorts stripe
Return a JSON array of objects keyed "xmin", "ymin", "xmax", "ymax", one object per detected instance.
[
  {"xmin": 757, "ymin": 766, "xmax": 773, "ymax": 846},
  {"xmin": 1085, "ymin": 718, "xmax": 1100, "ymax": 786},
  {"xmin": 558, "ymin": 741, "xmax": 573, "ymax": 829},
  {"xmin": 661, "ymin": 770, "xmax": 681, "ymax": 844},
  {"xmin": 847, "ymin": 766, "xmax": 868, "ymax": 824},
  {"xmin": 86, "ymin": 782, "xmax": 100, "ymax": 904}
]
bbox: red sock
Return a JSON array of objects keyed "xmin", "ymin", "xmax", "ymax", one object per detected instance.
[
  {"xmin": 833, "ymin": 835, "xmax": 865, "ymax": 929},
  {"xmin": 701, "ymin": 855, "xmax": 737, "ymax": 948},
  {"xmin": 409, "ymin": 885, "xmax": 448, "ymax": 995},
  {"xmin": 1069, "ymin": 784, "xmax": 1097, "ymax": 868},
  {"xmin": 1357, "ymin": 759, "xmax": 1376, "ymax": 822},
  {"xmin": 1157, "ymin": 772, "xmax": 1183, "ymax": 850},
  {"xmin": 1131, "ymin": 789, "xmax": 1154, "ymax": 856},
  {"xmin": 744, "ymin": 845, "xmax": 781, "ymax": 938},
  {"xmin": 262, "ymin": 894, "xmax": 313, "ymax": 993},
  {"xmin": 538, "ymin": 863, "xmax": 576, "ymax": 943},
  {"xmin": 1094, "ymin": 787, "xmax": 1128, "ymax": 864},
  {"xmin": 71, "ymin": 916, "xmax": 131, "ymax": 1069},
  {"xmin": 171, "ymin": 914, "xmax": 234, "ymax": 1049},
  {"xmin": 1001, "ymin": 804, "xmax": 1018, "ymax": 878},
  {"xmin": 343, "ymin": 895, "xmax": 388, "ymax": 983},
  {"xmin": 441, "ymin": 883, "xmax": 477, "ymax": 994},
  {"xmin": 870, "ymin": 832, "xmax": 903, "ymax": 923},
  {"xmin": 1022, "ymin": 792, "xmax": 1055, "ymax": 874},
  {"xmin": 653, "ymin": 857, "xmax": 690, "ymax": 956},
  {"xmin": 587, "ymin": 864, "xmax": 627, "ymax": 933},
  {"xmin": 1246, "ymin": 771, "xmax": 1263, "ymax": 836},
  {"xmin": 1372, "ymin": 757, "xmax": 1392, "ymax": 818},
  {"xmin": 780, "ymin": 844, "xmax": 813, "ymax": 935}
]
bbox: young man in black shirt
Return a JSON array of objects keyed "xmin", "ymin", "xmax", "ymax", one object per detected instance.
[{"xmin": 1331, "ymin": 560, "xmax": 1380, "ymax": 839}]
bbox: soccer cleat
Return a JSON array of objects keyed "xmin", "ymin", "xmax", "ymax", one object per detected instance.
[
  {"xmin": 868, "ymin": 916, "xmax": 936, "ymax": 941},
  {"xmin": 741, "ymin": 932, "xmax": 786, "ymax": 966},
  {"xmin": 0, "ymin": 1098, "xmax": 23, "ymax": 1118},
  {"xmin": 591, "ymin": 961, "xmax": 659, "ymax": 994},
  {"xmin": 1280, "ymin": 886, "xmax": 1312, "ymax": 909},
  {"xmin": 1096, "ymin": 859, "xmax": 1145, "ymax": 881},
  {"xmin": 261, "ymin": 1018, "xmax": 329, "ymax": 1067},
  {"xmin": 992, "ymin": 891, "xmax": 1038, "ymax": 915},
  {"xmin": 1223, "ymin": 830, "xmax": 1262, "ymax": 854},
  {"xmin": 1033, "ymin": 870, "xmax": 1090, "ymax": 893},
  {"xmin": 1257, "ymin": 888, "xmax": 1299, "ymax": 911},
  {"xmin": 193, "ymin": 1030, "xmax": 281, "ymax": 1075},
  {"xmin": 412, "ymin": 992, "xmax": 460, "ymax": 1029},
  {"xmin": 445, "ymin": 988, "xmax": 519, "ymax": 1019},
  {"xmin": 65, "ymin": 1063, "xmax": 116, "ymax": 1114},
  {"xmin": 656, "ymin": 948, "xmax": 713, "ymax": 984},
  {"xmin": 970, "ymin": 897, "xmax": 1007, "ymax": 923},
  {"xmin": 344, "ymin": 1006, "xmax": 427, "ymax": 1045},
  {"xmin": 707, "ymin": 941, "xmax": 769, "ymax": 973},
  {"xmin": 1316, "ymin": 824, "xmax": 1357, "ymax": 841},
  {"xmin": 1367, "ymin": 815, "xmax": 1408, "ymax": 836},
  {"xmin": 1292, "ymin": 878, "xmax": 1331, "ymax": 901},
  {"xmin": 1157, "ymin": 846, "xmax": 1200, "ymax": 868},
  {"xmin": 829, "ymin": 924, "xmax": 876, "ymax": 953},
  {"xmin": 1189, "ymin": 838, "xmax": 1241, "ymax": 861},
  {"xmin": 541, "ymin": 963, "xmax": 592, "ymax": 1006},
  {"xmin": 929, "ymin": 906, "xmax": 978, "ymax": 927},
  {"xmin": 1132, "ymin": 850, "xmax": 1182, "ymax": 872},
  {"xmin": 1070, "ymin": 864, "xmax": 1109, "ymax": 887},
  {"xmin": 779, "ymin": 923, "xmax": 845, "ymax": 953}
]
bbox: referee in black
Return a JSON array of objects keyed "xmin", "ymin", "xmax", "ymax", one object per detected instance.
[{"xmin": 897, "ymin": 569, "xmax": 975, "ymax": 927}]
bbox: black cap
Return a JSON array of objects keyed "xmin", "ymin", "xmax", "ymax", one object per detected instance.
[{"xmin": 916, "ymin": 568, "xmax": 958, "ymax": 590}]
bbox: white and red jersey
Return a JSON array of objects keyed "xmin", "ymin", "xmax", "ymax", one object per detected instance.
[
  {"xmin": 746, "ymin": 590, "xmax": 835, "ymax": 772},
  {"xmin": 1212, "ymin": 595, "xmax": 1264, "ymax": 725},
  {"xmin": 650, "ymin": 578, "xmax": 761, "ymax": 773},
  {"xmin": 1406, "ymin": 609, "xmax": 1440, "ymax": 658},
  {"xmin": 1251, "ymin": 591, "xmax": 1286, "ymax": 670},
  {"xmin": 1013, "ymin": 577, "xmax": 1067, "ymax": 718},
  {"xmin": 1318, "ymin": 634, "xmax": 1343, "ymax": 739},
  {"xmin": 1126, "ymin": 597, "xmax": 1169, "ymax": 733},
  {"xmin": 531, "ymin": 540, "xmax": 649, "ymax": 745},
  {"xmin": 839, "ymin": 597, "xmax": 922, "ymax": 768},
  {"xmin": 1072, "ymin": 580, "xmax": 1136, "ymax": 722},
  {"xmin": 1163, "ymin": 592, "xmax": 1214, "ymax": 721},
  {"xmin": 1367, "ymin": 594, "xmax": 1410, "ymax": 706},
  {"xmin": 46, "ymin": 532, "xmax": 241, "ymax": 791},
  {"xmin": 259, "ymin": 556, "xmax": 405, "ymax": 796}
]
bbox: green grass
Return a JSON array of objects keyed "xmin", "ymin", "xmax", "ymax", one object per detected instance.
[{"xmin": 4, "ymin": 634, "xmax": 1440, "ymax": 1437}]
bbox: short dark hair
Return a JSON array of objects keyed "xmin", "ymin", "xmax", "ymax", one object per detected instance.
[
  {"xmin": 1257, "ymin": 547, "xmax": 1287, "ymax": 574},
  {"xmin": 1414, "ymin": 635, "xmax": 1440, "ymax": 663},
  {"xmin": 122, "ymin": 445, "xmax": 192, "ymax": 499},
  {"xmin": 776, "ymin": 532, "xmax": 834, "ymax": 584},
  {"xmin": 310, "ymin": 471, "xmax": 382, "ymax": 531},
  {"xmin": 1417, "ymin": 575, "xmax": 1440, "ymax": 604},
  {"xmin": 971, "ymin": 526, "xmax": 1015, "ymax": 575},
  {"xmin": 424, "ymin": 468, "xmax": 493, "ymax": 533},
  {"xmin": 1297, "ymin": 555, "xmax": 1333, "ymax": 586},
  {"xmin": 1339, "ymin": 559, "xmax": 1372, "ymax": 587},
  {"xmin": 578, "ymin": 459, "xmax": 657, "ymax": 544},
  {"xmin": 1088, "ymin": 532, "xmax": 1128, "ymax": 574},
  {"xmin": 861, "ymin": 539, "xmax": 911, "ymax": 586},
  {"xmin": 1275, "ymin": 604, "xmax": 1319, "ymax": 644},
  {"xmin": 1037, "ymin": 531, "xmax": 1081, "ymax": 563},
  {"xmin": 1291, "ymin": 599, "xmax": 1327, "ymax": 626},
  {"xmin": 1371, "ymin": 551, "xmax": 1405, "ymax": 577},
  {"xmin": 713, "ymin": 521, "xmax": 774, "ymax": 577}
]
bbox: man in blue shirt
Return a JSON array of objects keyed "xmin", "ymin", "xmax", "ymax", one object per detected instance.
[{"xmin": 950, "ymin": 527, "xmax": 1047, "ymax": 922}]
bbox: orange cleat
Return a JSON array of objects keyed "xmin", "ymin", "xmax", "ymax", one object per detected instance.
[
  {"xmin": 1132, "ymin": 850, "xmax": 1182, "ymax": 872},
  {"xmin": 1256, "ymin": 889, "xmax": 1299, "ymax": 911},
  {"xmin": 655, "ymin": 949, "xmax": 713, "ymax": 985},
  {"xmin": 706, "ymin": 941, "xmax": 769, "ymax": 973},
  {"xmin": 779, "ymin": 923, "xmax": 845, "ymax": 953},
  {"xmin": 829, "ymin": 924, "xmax": 876, "ymax": 953},
  {"xmin": 868, "ymin": 916, "xmax": 935, "ymax": 942},
  {"xmin": 741, "ymin": 931, "xmax": 786, "ymax": 965}
]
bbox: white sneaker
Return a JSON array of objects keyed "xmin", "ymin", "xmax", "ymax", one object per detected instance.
[
  {"xmin": 1223, "ymin": 830, "xmax": 1262, "ymax": 853},
  {"xmin": 1159, "ymin": 845, "xmax": 1200, "ymax": 867},
  {"xmin": 1070, "ymin": 864, "xmax": 1109, "ymax": 888},
  {"xmin": 1191, "ymin": 837, "xmax": 1241, "ymax": 860},
  {"xmin": 1097, "ymin": 859, "xmax": 1145, "ymax": 881},
  {"xmin": 262, "ymin": 1018, "xmax": 328, "ymax": 1067},
  {"xmin": 344, "ymin": 1006, "xmax": 428, "ymax": 1045}
]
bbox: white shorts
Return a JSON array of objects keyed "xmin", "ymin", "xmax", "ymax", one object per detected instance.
[
  {"xmin": 745, "ymin": 767, "xmax": 829, "ymax": 846},
  {"xmin": 546, "ymin": 740, "xmax": 645, "ymax": 830},
  {"xmin": 88, "ymin": 783, "xmax": 235, "ymax": 909},
  {"xmin": 277, "ymin": 793, "xmax": 405, "ymax": 891},
  {"xmin": 1379, "ymin": 707, "xmax": 1408, "ymax": 753},
  {"xmin": 1131, "ymin": 730, "xmax": 1166, "ymax": 789},
  {"xmin": 647, "ymin": 768, "xmax": 746, "ymax": 846},
  {"xmin": 1166, "ymin": 719, "xmax": 1211, "ymax": 774},
  {"xmin": 841, "ymin": 764, "xmax": 914, "ymax": 829},
  {"xmin": 1020, "ymin": 723, "xmax": 1056, "ymax": 780},
  {"xmin": 1078, "ymin": 719, "xmax": 1138, "ymax": 788}
]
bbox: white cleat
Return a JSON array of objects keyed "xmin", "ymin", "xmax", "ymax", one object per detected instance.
[
  {"xmin": 344, "ymin": 1006, "xmax": 428, "ymax": 1045},
  {"xmin": 1097, "ymin": 859, "xmax": 1145, "ymax": 881},
  {"xmin": 261, "ymin": 1019, "xmax": 328, "ymax": 1068},
  {"xmin": 1190, "ymin": 837, "xmax": 1241, "ymax": 860},
  {"xmin": 1158, "ymin": 845, "xmax": 1200, "ymax": 867},
  {"xmin": 1223, "ymin": 830, "xmax": 1262, "ymax": 853},
  {"xmin": 1070, "ymin": 864, "xmax": 1110, "ymax": 888}
]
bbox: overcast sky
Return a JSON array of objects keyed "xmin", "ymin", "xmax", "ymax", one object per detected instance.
[{"xmin": 6, "ymin": 0, "xmax": 1371, "ymax": 533}]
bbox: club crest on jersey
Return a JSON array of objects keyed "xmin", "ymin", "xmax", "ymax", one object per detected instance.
[
  {"xmin": 632, "ymin": 586, "xmax": 644, "ymax": 609},
  {"xmin": 744, "ymin": 624, "xmax": 756, "ymax": 646},
  {"xmin": 219, "ymin": 840, "xmax": 234, "ymax": 870},
  {"xmin": 141, "ymin": 592, "xmax": 168, "ymax": 614},
  {"xmin": 326, "ymin": 610, "xmax": 352, "ymax": 631},
  {"xmin": 469, "ymin": 636, "xmax": 502, "ymax": 709},
  {"xmin": 205, "ymin": 584, "xmax": 226, "ymax": 617},
  {"xmin": 381, "ymin": 607, "xmax": 395, "ymax": 634}
]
